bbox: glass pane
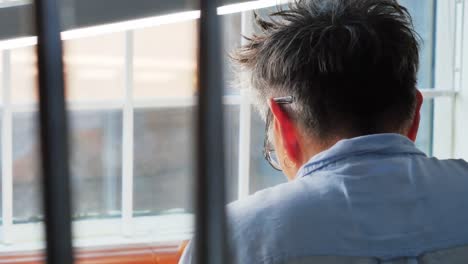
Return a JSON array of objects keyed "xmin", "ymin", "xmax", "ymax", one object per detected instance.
[
  {"xmin": 133, "ymin": 105, "xmax": 240, "ymax": 214},
  {"xmin": 400, "ymin": 0, "xmax": 436, "ymax": 88},
  {"xmin": 12, "ymin": 111, "xmax": 41, "ymax": 223},
  {"xmin": 69, "ymin": 110, "xmax": 122, "ymax": 219},
  {"xmin": 131, "ymin": 17, "xmax": 199, "ymax": 246},
  {"xmin": 133, "ymin": 21, "xmax": 197, "ymax": 99},
  {"xmin": 416, "ymin": 99, "xmax": 433, "ymax": 155},
  {"xmin": 431, "ymin": 96, "xmax": 456, "ymax": 159},
  {"xmin": 400, "ymin": 0, "xmax": 436, "ymax": 155},
  {"xmin": 133, "ymin": 107, "xmax": 194, "ymax": 215},
  {"xmin": 221, "ymin": 12, "xmax": 242, "ymax": 95},
  {"xmin": 63, "ymin": 33, "xmax": 126, "ymax": 240},
  {"xmin": 11, "ymin": 47, "xmax": 37, "ymax": 104},
  {"xmin": 129, "ymin": 11, "xmax": 242, "ymax": 248},
  {"xmin": 64, "ymin": 33, "xmax": 125, "ymax": 102},
  {"xmin": 64, "ymin": 32, "xmax": 125, "ymax": 221},
  {"xmin": 416, "ymin": 99, "xmax": 434, "ymax": 156}
]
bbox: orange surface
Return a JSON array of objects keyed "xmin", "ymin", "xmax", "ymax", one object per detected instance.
[{"xmin": 0, "ymin": 241, "xmax": 188, "ymax": 264}]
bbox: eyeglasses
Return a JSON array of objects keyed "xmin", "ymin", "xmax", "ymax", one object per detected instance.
[{"xmin": 263, "ymin": 96, "xmax": 294, "ymax": 171}]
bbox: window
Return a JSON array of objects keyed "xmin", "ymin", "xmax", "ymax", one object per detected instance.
[{"xmin": 0, "ymin": 0, "xmax": 467, "ymax": 262}]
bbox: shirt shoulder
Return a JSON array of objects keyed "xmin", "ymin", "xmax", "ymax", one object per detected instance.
[
  {"xmin": 228, "ymin": 173, "xmax": 343, "ymax": 225},
  {"xmin": 226, "ymin": 157, "xmax": 468, "ymax": 263},
  {"xmin": 426, "ymin": 157, "xmax": 468, "ymax": 172},
  {"xmin": 227, "ymin": 176, "xmax": 347, "ymax": 264}
]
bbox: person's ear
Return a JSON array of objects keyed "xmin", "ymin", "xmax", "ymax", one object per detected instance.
[
  {"xmin": 407, "ymin": 90, "xmax": 423, "ymax": 142},
  {"xmin": 269, "ymin": 99, "xmax": 300, "ymax": 164}
]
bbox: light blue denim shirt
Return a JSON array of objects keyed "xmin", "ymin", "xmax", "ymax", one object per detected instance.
[{"xmin": 179, "ymin": 134, "xmax": 468, "ymax": 264}]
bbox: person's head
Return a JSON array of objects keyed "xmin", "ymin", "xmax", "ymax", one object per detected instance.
[{"xmin": 233, "ymin": 0, "xmax": 423, "ymax": 179}]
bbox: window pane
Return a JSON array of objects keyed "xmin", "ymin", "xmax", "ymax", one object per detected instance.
[
  {"xmin": 62, "ymin": 31, "xmax": 126, "ymax": 224},
  {"xmin": 13, "ymin": 110, "xmax": 124, "ymax": 220},
  {"xmin": 133, "ymin": 107, "xmax": 194, "ymax": 215},
  {"xmin": 416, "ymin": 99, "xmax": 434, "ymax": 156},
  {"xmin": 133, "ymin": 105, "xmax": 240, "ymax": 214},
  {"xmin": 64, "ymin": 33, "xmax": 125, "ymax": 102},
  {"xmin": 13, "ymin": 111, "xmax": 41, "ymax": 222},
  {"xmin": 400, "ymin": 0, "xmax": 436, "ymax": 155},
  {"xmin": 69, "ymin": 110, "xmax": 122, "ymax": 219},
  {"xmin": 133, "ymin": 21, "xmax": 197, "ymax": 99},
  {"xmin": 416, "ymin": 99, "xmax": 434, "ymax": 155},
  {"xmin": 131, "ymin": 13, "xmax": 242, "ymax": 232},
  {"xmin": 221, "ymin": 13, "xmax": 242, "ymax": 95},
  {"xmin": 11, "ymin": 39, "xmax": 126, "ymax": 221},
  {"xmin": 400, "ymin": 0, "xmax": 436, "ymax": 88},
  {"xmin": 131, "ymin": 18, "xmax": 198, "ymax": 239},
  {"xmin": 11, "ymin": 47, "xmax": 37, "ymax": 104}
]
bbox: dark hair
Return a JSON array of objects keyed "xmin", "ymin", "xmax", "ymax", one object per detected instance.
[{"xmin": 233, "ymin": 0, "xmax": 420, "ymax": 140}]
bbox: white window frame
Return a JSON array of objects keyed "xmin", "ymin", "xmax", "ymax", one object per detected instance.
[
  {"xmin": 432, "ymin": 0, "xmax": 467, "ymax": 159},
  {"xmin": 452, "ymin": 0, "xmax": 468, "ymax": 159},
  {"xmin": 0, "ymin": 0, "xmax": 466, "ymax": 252}
]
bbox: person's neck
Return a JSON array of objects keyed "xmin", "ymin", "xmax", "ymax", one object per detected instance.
[{"xmin": 298, "ymin": 134, "xmax": 342, "ymax": 167}]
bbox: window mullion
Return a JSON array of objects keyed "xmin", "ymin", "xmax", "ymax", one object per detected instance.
[
  {"xmin": 453, "ymin": 0, "xmax": 468, "ymax": 159},
  {"xmin": 454, "ymin": 0, "xmax": 465, "ymax": 91},
  {"xmin": 237, "ymin": 88, "xmax": 251, "ymax": 199},
  {"xmin": 1, "ymin": 50, "xmax": 13, "ymax": 244},
  {"xmin": 121, "ymin": 30, "xmax": 134, "ymax": 237},
  {"xmin": 237, "ymin": 11, "xmax": 254, "ymax": 199}
]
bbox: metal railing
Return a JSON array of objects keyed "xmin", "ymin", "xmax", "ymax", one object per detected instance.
[
  {"xmin": 34, "ymin": 0, "xmax": 73, "ymax": 263},
  {"xmin": 195, "ymin": 0, "xmax": 228, "ymax": 263}
]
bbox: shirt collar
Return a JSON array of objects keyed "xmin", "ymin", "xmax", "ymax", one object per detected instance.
[{"xmin": 296, "ymin": 133, "xmax": 426, "ymax": 178}]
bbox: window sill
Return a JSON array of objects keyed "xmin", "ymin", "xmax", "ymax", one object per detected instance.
[
  {"xmin": 0, "ymin": 240, "xmax": 188, "ymax": 264},
  {"xmin": 0, "ymin": 214, "xmax": 193, "ymax": 254}
]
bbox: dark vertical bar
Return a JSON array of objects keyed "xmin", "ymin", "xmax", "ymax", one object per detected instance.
[
  {"xmin": 196, "ymin": 0, "xmax": 228, "ymax": 263},
  {"xmin": 34, "ymin": 0, "xmax": 74, "ymax": 263}
]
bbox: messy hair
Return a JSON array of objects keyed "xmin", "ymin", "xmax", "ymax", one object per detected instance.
[{"xmin": 233, "ymin": 0, "xmax": 420, "ymax": 140}]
